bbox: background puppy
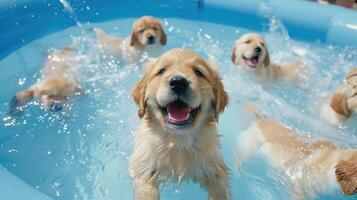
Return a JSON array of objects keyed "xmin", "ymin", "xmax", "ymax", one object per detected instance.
[
  {"xmin": 236, "ymin": 104, "xmax": 357, "ymax": 199},
  {"xmin": 10, "ymin": 47, "xmax": 84, "ymax": 115},
  {"xmin": 129, "ymin": 48, "xmax": 230, "ymax": 200},
  {"xmin": 231, "ymin": 33, "xmax": 301, "ymax": 81},
  {"xmin": 321, "ymin": 68, "xmax": 357, "ymax": 126},
  {"xmin": 93, "ymin": 16, "xmax": 167, "ymax": 62}
]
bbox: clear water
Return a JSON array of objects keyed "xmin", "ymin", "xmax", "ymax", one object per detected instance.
[{"xmin": 0, "ymin": 17, "xmax": 357, "ymax": 200}]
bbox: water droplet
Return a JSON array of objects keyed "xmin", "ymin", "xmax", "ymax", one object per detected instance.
[
  {"xmin": 8, "ymin": 149, "xmax": 18, "ymax": 153},
  {"xmin": 204, "ymin": 34, "xmax": 211, "ymax": 39},
  {"xmin": 18, "ymin": 78, "xmax": 26, "ymax": 85}
]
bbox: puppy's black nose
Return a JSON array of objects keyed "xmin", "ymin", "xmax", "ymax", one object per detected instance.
[
  {"xmin": 148, "ymin": 35, "xmax": 155, "ymax": 44},
  {"xmin": 255, "ymin": 47, "xmax": 261, "ymax": 53},
  {"xmin": 169, "ymin": 76, "xmax": 189, "ymax": 94}
]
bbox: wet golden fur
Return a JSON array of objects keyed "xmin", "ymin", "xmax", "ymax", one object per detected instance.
[
  {"xmin": 231, "ymin": 33, "xmax": 301, "ymax": 81},
  {"xmin": 94, "ymin": 16, "xmax": 167, "ymax": 62},
  {"xmin": 236, "ymin": 104, "xmax": 357, "ymax": 199},
  {"xmin": 129, "ymin": 48, "xmax": 230, "ymax": 200},
  {"xmin": 10, "ymin": 47, "xmax": 84, "ymax": 114}
]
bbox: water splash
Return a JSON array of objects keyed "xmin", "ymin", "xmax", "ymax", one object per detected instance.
[
  {"xmin": 260, "ymin": 0, "xmax": 289, "ymax": 41},
  {"xmin": 58, "ymin": 0, "xmax": 82, "ymax": 28}
]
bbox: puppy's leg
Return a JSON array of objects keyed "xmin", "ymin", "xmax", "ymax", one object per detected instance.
[
  {"xmin": 129, "ymin": 143, "xmax": 160, "ymax": 200},
  {"xmin": 200, "ymin": 162, "xmax": 230, "ymax": 200},
  {"xmin": 9, "ymin": 88, "xmax": 35, "ymax": 115},
  {"xmin": 132, "ymin": 177, "xmax": 159, "ymax": 200}
]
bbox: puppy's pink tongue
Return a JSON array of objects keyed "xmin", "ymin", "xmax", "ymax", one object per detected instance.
[
  {"xmin": 246, "ymin": 58, "xmax": 258, "ymax": 67},
  {"xmin": 167, "ymin": 102, "xmax": 191, "ymax": 122}
]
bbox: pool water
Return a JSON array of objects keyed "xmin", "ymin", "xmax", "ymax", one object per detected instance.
[{"xmin": 0, "ymin": 17, "xmax": 357, "ymax": 200}]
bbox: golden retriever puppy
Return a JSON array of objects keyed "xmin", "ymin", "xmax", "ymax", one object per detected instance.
[
  {"xmin": 236, "ymin": 104, "xmax": 357, "ymax": 199},
  {"xmin": 10, "ymin": 47, "xmax": 84, "ymax": 114},
  {"xmin": 129, "ymin": 48, "xmax": 230, "ymax": 200},
  {"xmin": 231, "ymin": 33, "xmax": 301, "ymax": 81},
  {"xmin": 321, "ymin": 68, "xmax": 357, "ymax": 126},
  {"xmin": 93, "ymin": 16, "xmax": 167, "ymax": 62}
]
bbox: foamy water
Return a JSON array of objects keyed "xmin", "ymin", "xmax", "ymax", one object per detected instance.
[{"xmin": 0, "ymin": 17, "xmax": 356, "ymax": 200}]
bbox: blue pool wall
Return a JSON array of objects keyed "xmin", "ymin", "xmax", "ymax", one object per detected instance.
[
  {"xmin": 1, "ymin": 0, "xmax": 357, "ymax": 61},
  {"xmin": 1, "ymin": 0, "xmax": 357, "ymax": 199}
]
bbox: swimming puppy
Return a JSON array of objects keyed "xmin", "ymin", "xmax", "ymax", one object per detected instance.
[
  {"xmin": 236, "ymin": 104, "xmax": 357, "ymax": 199},
  {"xmin": 321, "ymin": 68, "xmax": 357, "ymax": 126},
  {"xmin": 231, "ymin": 33, "xmax": 301, "ymax": 81},
  {"xmin": 10, "ymin": 47, "xmax": 84, "ymax": 115},
  {"xmin": 129, "ymin": 48, "xmax": 230, "ymax": 200},
  {"xmin": 93, "ymin": 16, "xmax": 167, "ymax": 62}
]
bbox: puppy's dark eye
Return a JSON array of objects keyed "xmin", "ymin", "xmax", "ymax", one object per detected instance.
[
  {"xmin": 157, "ymin": 68, "xmax": 166, "ymax": 75},
  {"xmin": 261, "ymin": 43, "xmax": 265, "ymax": 47},
  {"xmin": 245, "ymin": 40, "xmax": 251, "ymax": 44},
  {"xmin": 193, "ymin": 68, "xmax": 205, "ymax": 78},
  {"xmin": 139, "ymin": 28, "xmax": 145, "ymax": 33},
  {"xmin": 152, "ymin": 26, "xmax": 158, "ymax": 31}
]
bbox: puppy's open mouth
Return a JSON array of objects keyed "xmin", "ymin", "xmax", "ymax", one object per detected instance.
[
  {"xmin": 243, "ymin": 55, "xmax": 259, "ymax": 68},
  {"xmin": 160, "ymin": 100, "xmax": 199, "ymax": 126}
]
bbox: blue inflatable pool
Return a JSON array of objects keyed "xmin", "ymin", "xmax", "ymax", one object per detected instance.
[{"xmin": 0, "ymin": 0, "xmax": 357, "ymax": 199}]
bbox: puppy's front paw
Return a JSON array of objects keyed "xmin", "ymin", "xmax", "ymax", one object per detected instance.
[{"xmin": 8, "ymin": 96, "xmax": 25, "ymax": 116}]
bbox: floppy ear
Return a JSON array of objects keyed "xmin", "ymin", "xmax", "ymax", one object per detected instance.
[
  {"xmin": 330, "ymin": 93, "xmax": 351, "ymax": 117},
  {"xmin": 212, "ymin": 69, "xmax": 229, "ymax": 121},
  {"xmin": 160, "ymin": 29, "xmax": 167, "ymax": 45},
  {"xmin": 130, "ymin": 31, "xmax": 138, "ymax": 47},
  {"xmin": 132, "ymin": 77, "xmax": 147, "ymax": 118},
  {"xmin": 263, "ymin": 47, "xmax": 270, "ymax": 67},
  {"xmin": 335, "ymin": 160, "xmax": 357, "ymax": 195},
  {"xmin": 231, "ymin": 47, "xmax": 237, "ymax": 64},
  {"xmin": 131, "ymin": 59, "xmax": 157, "ymax": 118}
]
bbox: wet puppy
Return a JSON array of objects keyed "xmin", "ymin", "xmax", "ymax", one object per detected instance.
[
  {"xmin": 93, "ymin": 16, "xmax": 167, "ymax": 62},
  {"xmin": 321, "ymin": 68, "xmax": 357, "ymax": 126},
  {"xmin": 129, "ymin": 48, "xmax": 230, "ymax": 200},
  {"xmin": 236, "ymin": 104, "xmax": 357, "ymax": 199},
  {"xmin": 231, "ymin": 33, "xmax": 301, "ymax": 81},
  {"xmin": 10, "ymin": 47, "xmax": 84, "ymax": 114}
]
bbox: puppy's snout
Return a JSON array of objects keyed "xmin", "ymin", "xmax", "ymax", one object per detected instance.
[
  {"xmin": 148, "ymin": 35, "xmax": 155, "ymax": 44},
  {"xmin": 169, "ymin": 76, "xmax": 189, "ymax": 94},
  {"xmin": 255, "ymin": 47, "xmax": 261, "ymax": 53}
]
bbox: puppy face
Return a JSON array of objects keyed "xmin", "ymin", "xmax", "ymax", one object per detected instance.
[
  {"xmin": 132, "ymin": 48, "xmax": 228, "ymax": 134},
  {"xmin": 130, "ymin": 16, "xmax": 167, "ymax": 48},
  {"xmin": 231, "ymin": 33, "xmax": 270, "ymax": 69}
]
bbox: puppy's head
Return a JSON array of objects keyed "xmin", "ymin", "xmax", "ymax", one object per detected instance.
[
  {"xmin": 132, "ymin": 48, "xmax": 228, "ymax": 133},
  {"xmin": 335, "ymin": 150, "xmax": 357, "ymax": 195},
  {"xmin": 231, "ymin": 33, "xmax": 270, "ymax": 70},
  {"xmin": 130, "ymin": 16, "xmax": 167, "ymax": 48},
  {"xmin": 330, "ymin": 68, "xmax": 357, "ymax": 117}
]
